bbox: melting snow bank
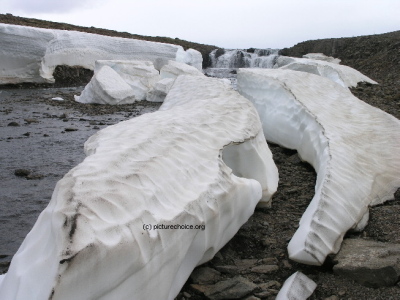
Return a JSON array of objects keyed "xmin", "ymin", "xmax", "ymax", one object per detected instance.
[
  {"xmin": 0, "ymin": 23, "xmax": 202, "ymax": 85},
  {"xmin": 0, "ymin": 76, "xmax": 278, "ymax": 299},
  {"xmin": 276, "ymin": 272, "xmax": 317, "ymax": 300},
  {"xmin": 75, "ymin": 60, "xmax": 204, "ymax": 104},
  {"xmin": 276, "ymin": 56, "xmax": 377, "ymax": 87},
  {"xmin": 237, "ymin": 68, "xmax": 400, "ymax": 265}
]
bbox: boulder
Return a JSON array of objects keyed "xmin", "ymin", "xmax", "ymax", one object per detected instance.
[
  {"xmin": 0, "ymin": 76, "xmax": 278, "ymax": 300},
  {"xmin": 333, "ymin": 239, "xmax": 400, "ymax": 287},
  {"xmin": 74, "ymin": 65, "xmax": 136, "ymax": 104},
  {"xmin": 237, "ymin": 68, "xmax": 400, "ymax": 265}
]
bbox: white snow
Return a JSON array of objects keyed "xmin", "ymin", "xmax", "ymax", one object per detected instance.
[
  {"xmin": 0, "ymin": 23, "xmax": 202, "ymax": 85},
  {"xmin": 275, "ymin": 56, "xmax": 377, "ymax": 87},
  {"xmin": 74, "ymin": 65, "xmax": 136, "ymax": 104},
  {"xmin": 0, "ymin": 75, "xmax": 278, "ymax": 300},
  {"xmin": 303, "ymin": 53, "xmax": 341, "ymax": 64},
  {"xmin": 237, "ymin": 68, "xmax": 400, "ymax": 265},
  {"xmin": 146, "ymin": 78, "xmax": 175, "ymax": 102},
  {"xmin": 94, "ymin": 60, "xmax": 160, "ymax": 101},
  {"xmin": 276, "ymin": 272, "xmax": 317, "ymax": 300},
  {"xmin": 160, "ymin": 60, "xmax": 204, "ymax": 80},
  {"xmin": 51, "ymin": 97, "xmax": 64, "ymax": 101}
]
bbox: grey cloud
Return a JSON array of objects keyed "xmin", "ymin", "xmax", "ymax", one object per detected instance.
[{"xmin": 9, "ymin": 0, "xmax": 97, "ymax": 14}]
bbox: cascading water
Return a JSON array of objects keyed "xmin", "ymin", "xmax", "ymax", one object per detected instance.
[
  {"xmin": 205, "ymin": 48, "xmax": 280, "ymax": 89},
  {"xmin": 209, "ymin": 48, "xmax": 279, "ymax": 69}
]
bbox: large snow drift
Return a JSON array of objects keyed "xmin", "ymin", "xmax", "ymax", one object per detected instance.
[
  {"xmin": 0, "ymin": 23, "xmax": 202, "ymax": 84},
  {"xmin": 275, "ymin": 56, "xmax": 377, "ymax": 87},
  {"xmin": 237, "ymin": 68, "xmax": 400, "ymax": 265},
  {"xmin": 0, "ymin": 76, "xmax": 278, "ymax": 299}
]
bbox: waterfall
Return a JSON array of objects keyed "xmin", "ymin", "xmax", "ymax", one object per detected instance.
[{"xmin": 209, "ymin": 48, "xmax": 279, "ymax": 69}]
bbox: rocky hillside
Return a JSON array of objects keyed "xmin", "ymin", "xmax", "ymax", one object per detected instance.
[{"xmin": 0, "ymin": 13, "xmax": 218, "ymax": 68}]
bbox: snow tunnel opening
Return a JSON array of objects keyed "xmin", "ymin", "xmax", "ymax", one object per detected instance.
[{"xmin": 53, "ymin": 65, "xmax": 93, "ymax": 87}]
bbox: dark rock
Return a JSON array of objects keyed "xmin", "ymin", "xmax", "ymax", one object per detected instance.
[
  {"xmin": 190, "ymin": 267, "xmax": 221, "ymax": 284},
  {"xmin": 258, "ymin": 280, "xmax": 281, "ymax": 290},
  {"xmin": 215, "ymin": 265, "xmax": 238, "ymax": 275},
  {"xmin": 26, "ymin": 173, "xmax": 44, "ymax": 180},
  {"xmin": 234, "ymin": 259, "xmax": 258, "ymax": 270},
  {"xmin": 324, "ymin": 296, "xmax": 339, "ymax": 300},
  {"xmin": 243, "ymin": 296, "xmax": 260, "ymax": 300},
  {"xmin": 191, "ymin": 276, "xmax": 257, "ymax": 300},
  {"xmin": 251, "ymin": 265, "xmax": 279, "ymax": 274},
  {"xmin": 288, "ymin": 153, "xmax": 302, "ymax": 164},
  {"xmin": 7, "ymin": 122, "xmax": 19, "ymax": 127},
  {"xmin": 14, "ymin": 169, "xmax": 31, "ymax": 177},
  {"xmin": 24, "ymin": 118, "xmax": 39, "ymax": 124},
  {"xmin": 333, "ymin": 239, "xmax": 400, "ymax": 287},
  {"xmin": 22, "ymin": 132, "xmax": 30, "ymax": 136},
  {"xmin": 65, "ymin": 128, "xmax": 78, "ymax": 132}
]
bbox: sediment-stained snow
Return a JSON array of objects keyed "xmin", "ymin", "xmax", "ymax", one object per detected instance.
[
  {"xmin": 0, "ymin": 76, "xmax": 278, "ymax": 300},
  {"xmin": 276, "ymin": 272, "xmax": 317, "ymax": 300},
  {"xmin": 275, "ymin": 56, "xmax": 377, "ymax": 87},
  {"xmin": 237, "ymin": 68, "xmax": 400, "ymax": 265},
  {"xmin": 0, "ymin": 23, "xmax": 202, "ymax": 84}
]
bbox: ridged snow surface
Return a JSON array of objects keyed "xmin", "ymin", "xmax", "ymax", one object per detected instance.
[
  {"xmin": 237, "ymin": 68, "xmax": 400, "ymax": 265},
  {"xmin": 75, "ymin": 60, "xmax": 160, "ymax": 104},
  {"xmin": 0, "ymin": 76, "xmax": 278, "ymax": 300},
  {"xmin": 276, "ymin": 272, "xmax": 317, "ymax": 300},
  {"xmin": 276, "ymin": 56, "xmax": 377, "ymax": 87},
  {"xmin": 0, "ymin": 23, "xmax": 201, "ymax": 84}
]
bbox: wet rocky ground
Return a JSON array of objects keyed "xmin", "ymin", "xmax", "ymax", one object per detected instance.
[{"xmin": 0, "ymin": 85, "xmax": 399, "ymax": 300}]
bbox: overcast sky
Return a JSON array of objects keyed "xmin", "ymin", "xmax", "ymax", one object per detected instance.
[{"xmin": 1, "ymin": 0, "xmax": 399, "ymax": 49}]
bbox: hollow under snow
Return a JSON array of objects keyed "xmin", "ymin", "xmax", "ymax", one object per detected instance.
[
  {"xmin": 237, "ymin": 68, "xmax": 400, "ymax": 265},
  {"xmin": 0, "ymin": 76, "xmax": 278, "ymax": 300}
]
